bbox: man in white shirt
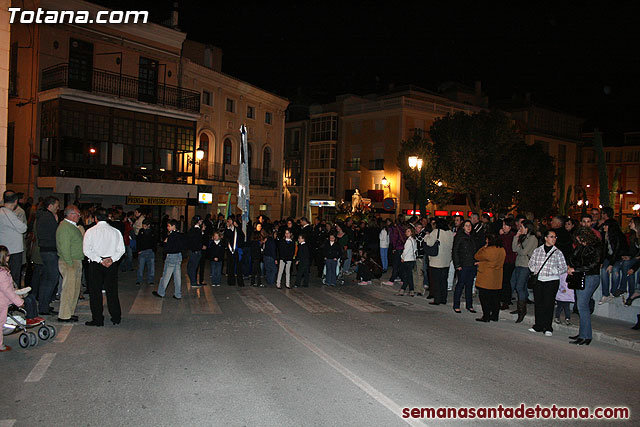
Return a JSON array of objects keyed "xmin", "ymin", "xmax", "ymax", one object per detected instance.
[{"xmin": 83, "ymin": 208, "xmax": 125, "ymax": 327}]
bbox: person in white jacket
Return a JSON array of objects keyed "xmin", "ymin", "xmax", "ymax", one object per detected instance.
[
  {"xmin": 396, "ymin": 228, "xmax": 417, "ymax": 296},
  {"xmin": 379, "ymin": 223, "xmax": 390, "ymax": 273},
  {"xmin": 425, "ymin": 218, "xmax": 454, "ymax": 305}
]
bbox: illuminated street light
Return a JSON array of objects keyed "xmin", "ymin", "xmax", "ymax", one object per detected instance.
[
  {"xmin": 577, "ymin": 200, "xmax": 583, "ymax": 206},
  {"xmin": 196, "ymin": 145, "xmax": 206, "ymax": 161},
  {"xmin": 408, "ymin": 156, "xmax": 418, "ymax": 169},
  {"xmin": 381, "ymin": 176, "xmax": 388, "ymax": 187},
  {"xmin": 633, "ymin": 203, "xmax": 640, "ymax": 212},
  {"xmin": 437, "ymin": 181, "xmax": 443, "ymax": 187},
  {"xmin": 416, "ymin": 158, "xmax": 423, "ymax": 171},
  {"xmin": 89, "ymin": 147, "xmax": 97, "ymax": 155}
]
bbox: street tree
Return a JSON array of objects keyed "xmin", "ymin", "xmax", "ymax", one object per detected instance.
[{"xmin": 429, "ymin": 110, "xmax": 555, "ymax": 217}]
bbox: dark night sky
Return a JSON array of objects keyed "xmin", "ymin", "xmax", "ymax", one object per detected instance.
[{"xmin": 100, "ymin": 0, "xmax": 640, "ymax": 137}]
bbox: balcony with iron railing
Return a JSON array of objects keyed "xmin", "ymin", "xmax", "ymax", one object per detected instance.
[
  {"xmin": 196, "ymin": 162, "xmax": 278, "ymax": 188},
  {"xmin": 346, "ymin": 160, "xmax": 361, "ymax": 171},
  {"xmin": 39, "ymin": 161, "xmax": 193, "ymax": 184},
  {"xmin": 40, "ymin": 64, "xmax": 201, "ymax": 114}
]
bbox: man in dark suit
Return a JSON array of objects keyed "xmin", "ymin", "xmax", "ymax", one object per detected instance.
[{"xmin": 295, "ymin": 233, "xmax": 311, "ymax": 288}]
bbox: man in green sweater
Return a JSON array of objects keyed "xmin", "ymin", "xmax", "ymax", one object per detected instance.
[{"xmin": 56, "ymin": 205, "xmax": 84, "ymax": 322}]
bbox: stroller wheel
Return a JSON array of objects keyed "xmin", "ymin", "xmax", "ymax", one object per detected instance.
[
  {"xmin": 48, "ymin": 325, "xmax": 57, "ymax": 339},
  {"xmin": 28, "ymin": 332, "xmax": 38, "ymax": 347},
  {"xmin": 19, "ymin": 333, "xmax": 30, "ymax": 348},
  {"xmin": 38, "ymin": 326, "xmax": 50, "ymax": 341}
]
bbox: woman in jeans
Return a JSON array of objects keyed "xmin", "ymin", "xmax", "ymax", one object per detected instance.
[
  {"xmin": 396, "ymin": 228, "xmax": 416, "ymax": 296},
  {"xmin": 153, "ymin": 219, "xmax": 185, "ymax": 300},
  {"xmin": 567, "ymin": 226, "xmax": 602, "ymax": 345},
  {"xmin": 527, "ymin": 230, "xmax": 568, "ymax": 336},
  {"xmin": 452, "ymin": 220, "xmax": 477, "ymax": 313},
  {"xmin": 510, "ymin": 220, "xmax": 538, "ymax": 323},
  {"xmin": 324, "ymin": 233, "xmax": 342, "ymax": 286},
  {"xmin": 599, "ymin": 219, "xmax": 629, "ymax": 303},
  {"xmin": 379, "ymin": 222, "xmax": 390, "ymax": 273}
]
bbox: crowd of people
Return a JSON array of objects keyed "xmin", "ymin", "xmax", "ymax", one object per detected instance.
[{"xmin": 2, "ymin": 186, "xmax": 640, "ymax": 352}]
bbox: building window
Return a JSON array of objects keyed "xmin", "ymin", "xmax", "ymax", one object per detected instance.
[
  {"xmin": 262, "ymin": 147, "xmax": 272, "ymax": 178},
  {"xmin": 223, "ymin": 139, "xmax": 232, "ymax": 165},
  {"xmin": 310, "ymin": 115, "xmax": 338, "ymax": 142},
  {"xmin": 226, "ymin": 98, "xmax": 235, "ymax": 113},
  {"xmin": 309, "ymin": 143, "xmax": 337, "ymax": 169},
  {"xmin": 308, "ymin": 171, "xmax": 335, "ymax": 197},
  {"xmin": 247, "ymin": 105, "xmax": 255, "ymax": 119},
  {"xmin": 293, "ymin": 129, "xmax": 300, "ymax": 152},
  {"xmin": 265, "ymin": 111, "xmax": 272, "ymax": 124},
  {"xmin": 202, "ymin": 90, "xmax": 212, "ymax": 106}
]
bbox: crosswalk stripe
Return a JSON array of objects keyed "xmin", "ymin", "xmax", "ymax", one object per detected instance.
[
  {"xmin": 129, "ymin": 285, "xmax": 163, "ymax": 315},
  {"xmin": 284, "ymin": 289, "xmax": 338, "ymax": 313},
  {"xmin": 24, "ymin": 353, "xmax": 56, "ymax": 383},
  {"xmin": 0, "ymin": 420, "xmax": 16, "ymax": 427},
  {"xmin": 54, "ymin": 324, "xmax": 73, "ymax": 343},
  {"xmin": 323, "ymin": 289, "xmax": 386, "ymax": 313},
  {"xmin": 189, "ymin": 285, "xmax": 222, "ymax": 314},
  {"xmin": 365, "ymin": 289, "xmax": 430, "ymax": 311},
  {"xmin": 238, "ymin": 288, "xmax": 281, "ymax": 314}
]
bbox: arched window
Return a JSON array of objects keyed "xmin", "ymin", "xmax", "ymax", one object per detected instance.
[
  {"xmin": 262, "ymin": 147, "xmax": 271, "ymax": 179},
  {"xmin": 198, "ymin": 133, "xmax": 209, "ymax": 177},
  {"xmin": 223, "ymin": 139, "xmax": 232, "ymax": 165}
]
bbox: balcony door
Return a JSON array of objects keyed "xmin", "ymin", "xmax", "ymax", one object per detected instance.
[
  {"xmin": 138, "ymin": 57, "xmax": 158, "ymax": 104},
  {"xmin": 68, "ymin": 39, "xmax": 93, "ymax": 91}
]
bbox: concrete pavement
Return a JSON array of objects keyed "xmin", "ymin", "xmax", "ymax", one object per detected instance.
[{"xmin": 1, "ymin": 267, "xmax": 639, "ymax": 426}]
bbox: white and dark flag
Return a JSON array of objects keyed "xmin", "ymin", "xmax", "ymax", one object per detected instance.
[{"xmin": 237, "ymin": 124, "xmax": 250, "ymax": 237}]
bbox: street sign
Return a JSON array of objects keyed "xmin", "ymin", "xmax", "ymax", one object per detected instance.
[{"xmin": 383, "ymin": 198, "xmax": 396, "ymax": 211}]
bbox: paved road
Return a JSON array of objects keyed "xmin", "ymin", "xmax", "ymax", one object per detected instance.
[{"xmin": 2, "ymin": 269, "xmax": 639, "ymax": 426}]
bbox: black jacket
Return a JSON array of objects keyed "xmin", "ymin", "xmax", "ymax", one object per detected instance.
[
  {"xmin": 136, "ymin": 228, "xmax": 157, "ymax": 252},
  {"xmin": 472, "ymin": 223, "xmax": 486, "ymax": 251},
  {"xmin": 36, "ymin": 209, "xmax": 58, "ymax": 252},
  {"xmin": 263, "ymin": 237, "xmax": 277, "ymax": 258},
  {"xmin": 164, "ymin": 231, "xmax": 185, "ymax": 254},
  {"xmin": 277, "ymin": 239, "xmax": 295, "ymax": 261},
  {"xmin": 296, "ymin": 242, "xmax": 310, "ymax": 264},
  {"xmin": 552, "ymin": 227, "xmax": 573, "ymax": 260},
  {"xmin": 186, "ymin": 226, "xmax": 204, "ymax": 252},
  {"xmin": 223, "ymin": 227, "xmax": 245, "ymax": 253},
  {"xmin": 602, "ymin": 229, "xmax": 629, "ymax": 264},
  {"xmin": 249, "ymin": 239, "xmax": 263, "ymax": 261},
  {"xmin": 452, "ymin": 232, "xmax": 477, "ymax": 268},
  {"xmin": 569, "ymin": 243, "xmax": 601, "ymax": 276},
  {"xmin": 206, "ymin": 240, "xmax": 225, "ymax": 261},
  {"xmin": 323, "ymin": 241, "xmax": 342, "ymax": 260}
]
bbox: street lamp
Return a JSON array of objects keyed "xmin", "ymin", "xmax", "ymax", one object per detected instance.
[
  {"xmin": 633, "ymin": 203, "xmax": 640, "ymax": 213},
  {"xmin": 408, "ymin": 156, "xmax": 424, "ymax": 213},
  {"xmin": 617, "ymin": 189, "xmax": 634, "ymax": 222},
  {"xmin": 408, "ymin": 156, "xmax": 418, "ymax": 169},
  {"xmin": 381, "ymin": 176, "xmax": 391, "ymax": 196}
]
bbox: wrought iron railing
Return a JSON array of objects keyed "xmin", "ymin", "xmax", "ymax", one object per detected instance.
[
  {"xmin": 346, "ymin": 160, "xmax": 361, "ymax": 171},
  {"xmin": 41, "ymin": 64, "xmax": 201, "ymax": 114},
  {"xmin": 196, "ymin": 162, "xmax": 278, "ymax": 188},
  {"xmin": 368, "ymin": 159, "xmax": 384, "ymax": 170},
  {"xmin": 39, "ymin": 161, "xmax": 193, "ymax": 184}
]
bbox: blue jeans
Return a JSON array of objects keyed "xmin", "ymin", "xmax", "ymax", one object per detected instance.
[
  {"xmin": 454, "ymin": 266, "xmax": 476, "ymax": 309},
  {"xmin": 510, "ymin": 266, "xmax": 530, "ymax": 301},
  {"xmin": 158, "ymin": 253, "xmax": 182, "ymax": 298},
  {"xmin": 325, "ymin": 259, "xmax": 338, "ymax": 285},
  {"xmin": 600, "ymin": 259, "xmax": 622, "ymax": 297},
  {"xmin": 576, "ymin": 274, "xmax": 600, "ymax": 339},
  {"xmin": 343, "ymin": 249, "xmax": 353, "ymax": 272},
  {"xmin": 121, "ymin": 245, "xmax": 133, "ymax": 271},
  {"xmin": 39, "ymin": 252, "xmax": 60, "ymax": 313},
  {"xmin": 187, "ymin": 250, "xmax": 202, "ymax": 285},
  {"xmin": 264, "ymin": 256, "xmax": 277, "ymax": 286},
  {"xmin": 137, "ymin": 249, "xmax": 155, "ymax": 283},
  {"xmin": 617, "ymin": 259, "xmax": 636, "ymax": 294},
  {"xmin": 210, "ymin": 261, "xmax": 222, "ymax": 285},
  {"xmin": 380, "ymin": 247, "xmax": 388, "ymax": 272}
]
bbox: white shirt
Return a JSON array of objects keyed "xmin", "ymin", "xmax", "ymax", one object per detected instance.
[
  {"xmin": 379, "ymin": 229, "xmax": 389, "ymax": 248},
  {"xmin": 83, "ymin": 221, "xmax": 126, "ymax": 263}
]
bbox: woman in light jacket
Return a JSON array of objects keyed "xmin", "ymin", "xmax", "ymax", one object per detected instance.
[
  {"xmin": 396, "ymin": 228, "xmax": 417, "ymax": 296},
  {"xmin": 510, "ymin": 220, "xmax": 538, "ymax": 323},
  {"xmin": 528, "ymin": 229, "xmax": 568, "ymax": 336},
  {"xmin": 379, "ymin": 221, "xmax": 390, "ymax": 273},
  {"xmin": 474, "ymin": 233, "xmax": 506, "ymax": 322}
]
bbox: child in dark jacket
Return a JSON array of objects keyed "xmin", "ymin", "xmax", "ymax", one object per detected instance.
[
  {"xmin": 295, "ymin": 234, "xmax": 311, "ymax": 287},
  {"xmin": 207, "ymin": 231, "xmax": 225, "ymax": 286}
]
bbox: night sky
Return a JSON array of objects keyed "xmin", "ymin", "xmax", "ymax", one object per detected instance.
[{"xmin": 98, "ymin": 0, "xmax": 640, "ymax": 138}]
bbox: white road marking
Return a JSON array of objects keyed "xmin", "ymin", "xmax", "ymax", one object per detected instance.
[
  {"xmin": 238, "ymin": 289, "xmax": 281, "ymax": 314},
  {"xmin": 324, "ymin": 289, "xmax": 386, "ymax": 313},
  {"xmin": 189, "ymin": 285, "xmax": 222, "ymax": 314},
  {"xmin": 24, "ymin": 353, "xmax": 56, "ymax": 383},
  {"xmin": 129, "ymin": 284, "xmax": 163, "ymax": 315},
  {"xmin": 54, "ymin": 324, "xmax": 73, "ymax": 343},
  {"xmin": 0, "ymin": 420, "xmax": 16, "ymax": 427},
  {"xmin": 366, "ymin": 289, "xmax": 430, "ymax": 311},
  {"xmin": 284, "ymin": 289, "xmax": 338, "ymax": 313},
  {"xmin": 268, "ymin": 314, "xmax": 426, "ymax": 427}
]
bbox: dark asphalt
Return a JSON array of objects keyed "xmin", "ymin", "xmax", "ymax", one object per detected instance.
[{"xmin": 2, "ymin": 268, "xmax": 638, "ymax": 427}]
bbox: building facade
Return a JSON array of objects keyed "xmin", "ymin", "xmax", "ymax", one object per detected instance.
[
  {"xmin": 181, "ymin": 40, "xmax": 288, "ymax": 221},
  {"xmin": 1, "ymin": 0, "xmax": 11, "ymax": 195},
  {"xmin": 283, "ymin": 119, "xmax": 307, "ymax": 218}
]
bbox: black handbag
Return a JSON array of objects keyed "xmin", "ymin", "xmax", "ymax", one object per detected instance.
[
  {"xmin": 527, "ymin": 248, "xmax": 556, "ymax": 289},
  {"xmin": 567, "ymin": 271, "xmax": 586, "ymax": 290},
  {"xmin": 425, "ymin": 230, "xmax": 440, "ymax": 257}
]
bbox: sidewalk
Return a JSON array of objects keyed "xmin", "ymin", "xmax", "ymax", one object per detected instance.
[{"xmin": 365, "ymin": 275, "xmax": 640, "ymax": 353}]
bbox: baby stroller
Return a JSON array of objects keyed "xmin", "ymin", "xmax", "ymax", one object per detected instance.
[
  {"xmin": 322, "ymin": 258, "xmax": 346, "ymax": 286},
  {"xmin": 3, "ymin": 304, "xmax": 56, "ymax": 349}
]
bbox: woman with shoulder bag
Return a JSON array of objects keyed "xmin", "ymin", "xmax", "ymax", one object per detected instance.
[
  {"xmin": 527, "ymin": 230, "xmax": 568, "ymax": 336},
  {"xmin": 567, "ymin": 226, "xmax": 601, "ymax": 345},
  {"xmin": 510, "ymin": 220, "xmax": 538, "ymax": 322}
]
